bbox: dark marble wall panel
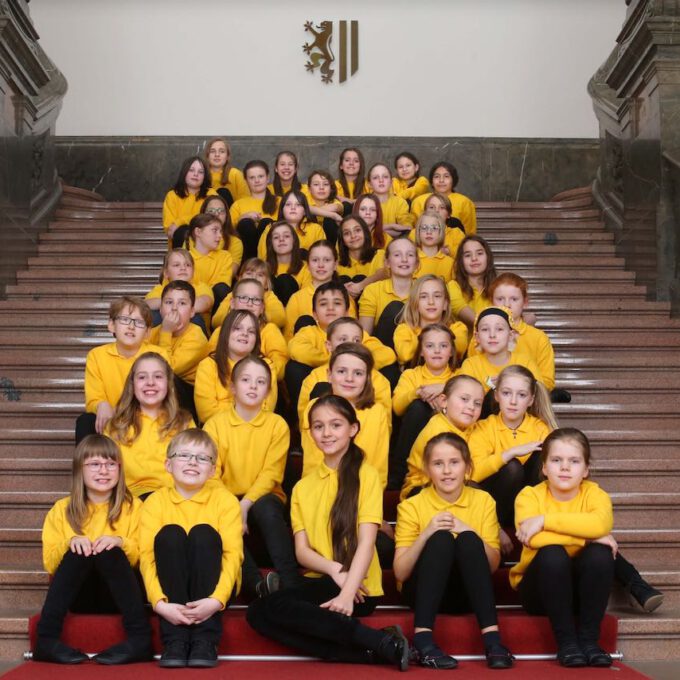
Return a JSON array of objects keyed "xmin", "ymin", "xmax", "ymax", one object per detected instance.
[{"xmin": 54, "ymin": 136, "xmax": 600, "ymax": 204}]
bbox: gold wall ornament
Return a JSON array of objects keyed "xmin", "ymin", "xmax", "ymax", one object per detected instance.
[{"xmin": 303, "ymin": 20, "xmax": 359, "ymax": 84}]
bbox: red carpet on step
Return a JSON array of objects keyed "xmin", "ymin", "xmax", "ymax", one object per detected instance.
[{"xmin": 4, "ymin": 659, "xmax": 650, "ymax": 679}]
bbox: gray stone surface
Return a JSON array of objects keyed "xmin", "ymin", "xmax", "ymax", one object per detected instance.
[
  {"xmin": 54, "ymin": 136, "xmax": 600, "ymax": 204},
  {"xmin": 590, "ymin": 0, "xmax": 680, "ymax": 314}
]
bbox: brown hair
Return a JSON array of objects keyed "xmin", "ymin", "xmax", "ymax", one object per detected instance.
[
  {"xmin": 231, "ymin": 354, "xmax": 272, "ymax": 390},
  {"xmin": 213, "ymin": 309, "xmax": 261, "ymax": 387},
  {"xmin": 352, "ymin": 193, "xmax": 385, "ymax": 249},
  {"xmin": 265, "ymin": 221, "xmax": 304, "ymax": 277},
  {"xmin": 244, "ymin": 160, "xmax": 278, "ymax": 215},
  {"xmin": 326, "ymin": 316, "xmax": 363, "ymax": 341},
  {"xmin": 185, "ymin": 213, "xmax": 221, "ymax": 250},
  {"xmin": 337, "ymin": 147, "xmax": 366, "ymax": 200},
  {"xmin": 108, "ymin": 296, "xmax": 152, "ymax": 328},
  {"xmin": 422, "ymin": 432, "xmax": 473, "ymax": 478},
  {"xmin": 231, "ymin": 278, "xmax": 267, "ymax": 326},
  {"xmin": 454, "ymin": 235, "xmax": 497, "ymax": 300},
  {"xmin": 108, "ymin": 352, "xmax": 192, "ymax": 446},
  {"xmin": 238, "ymin": 258, "xmax": 273, "ymax": 290},
  {"xmin": 307, "ymin": 169, "xmax": 338, "ymax": 202},
  {"xmin": 204, "ymin": 137, "xmax": 233, "ymax": 184},
  {"xmin": 411, "ymin": 323, "xmax": 457, "ymax": 370},
  {"xmin": 308, "ymin": 394, "xmax": 364, "ymax": 571},
  {"xmin": 200, "ymin": 193, "xmax": 235, "ymax": 251},
  {"xmin": 272, "ymin": 151, "xmax": 302, "ymax": 196},
  {"xmin": 159, "ymin": 249, "xmax": 194, "ymax": 284},
  {"xmin": 337, "ymin": 215, "xmax": 377, "ymax": 267},
  {"xmin": 66, "ymin": 435, "xmax": 131, "ymax": 535},
  {"xmin": 540, "ymin": 428, "xmax": 591, "ymax": 467},
  {"xmin": 329, "ymin": 342, "xmax": 375, "ymax": 410}
]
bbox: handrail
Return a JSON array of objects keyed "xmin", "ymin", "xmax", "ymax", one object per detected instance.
[{"xmin": 662, "ymin": 150, "xmax": 680, "ymax": 172}]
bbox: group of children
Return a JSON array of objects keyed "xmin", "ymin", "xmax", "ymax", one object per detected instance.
[{"xmin": 35, "ymin": 141, "xmax": 664, "ymax": 671}]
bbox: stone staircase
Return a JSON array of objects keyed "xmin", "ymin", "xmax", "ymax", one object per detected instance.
[{"xmin": 0, "ymin": 185, "xmax": 679, "ymax": 662}]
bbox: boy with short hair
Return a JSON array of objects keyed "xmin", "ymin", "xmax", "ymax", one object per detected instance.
[
  {"xmin": 78, "ymin": 296, "xmax": 167, "ymax": 442},
  {"xmin": 139, "ymin": 428, "xmax": 243, "ymax": 668}
]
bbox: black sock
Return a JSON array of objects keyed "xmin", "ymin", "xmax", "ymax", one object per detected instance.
[
  {"xmin": 482, "ymin": 630, "xmax": 501, "ymax": 650},
  {"xmin": 414, "ymin": 630, "xmax": 444, "ymax": 656},
  {"xmin": 351, "ymin": 623, "xmax": 386, "ymax": 651}
]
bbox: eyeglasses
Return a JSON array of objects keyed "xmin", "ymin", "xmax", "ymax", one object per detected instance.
[
  {"xmin": 169, "ymin": 452, "xmax": 215, "ymax": 465},
  {"xmin": 419, "ymin": 225, "xmax": 441, "ymax": 233},
  {"xmin": 115, "ymin": 316, "xmax": 147, "ymax": 329},
  {"xmin": 234, "ymin": 294, "xmax": 263, "ymax": 306},
  {"xmin": 206, "ymin": 207, "xmax": 226, "ymax": 215},
  {"xmin": 84, "ymin": 460, "xmax": 119, "ymax": 471}
]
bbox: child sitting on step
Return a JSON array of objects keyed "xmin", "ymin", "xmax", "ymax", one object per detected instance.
[
  {"xmin": 34, "ymin": 435, "xmax": 152, "ymax": 665},
  {"xmin": 140, "ymin": 428, "xmax": 242, "ymax": 668}
]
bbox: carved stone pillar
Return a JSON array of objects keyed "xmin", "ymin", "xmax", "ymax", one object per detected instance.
[{"xmin": 0, "ymin": 0, "xmax": 67, "ymax": 293}]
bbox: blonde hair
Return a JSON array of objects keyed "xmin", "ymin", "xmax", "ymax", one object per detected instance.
[
  {"xmin": 66, "ymin": 435, "xmax": 131, "ymax": 535},
  {"xmin": 160, "ymin": 249, "xmax": 194, "ymax": 284},
  {"xmin": 108, "ymin": 352, "xmax": 192, "ymax": 446},
  {"xmin": 167, "ymin": 428, "xmax": 217, "ymax": 462},
  {"xmin": 398, "ymin": 274, "xmax": 452, "ymax": 328},
  {"xmin": 414, "ymin": 212, "xmax": 445, "ymax": 249},
  {"xmin": 495, "ymin": 365, "xmax": 558, "ymax": 430}
]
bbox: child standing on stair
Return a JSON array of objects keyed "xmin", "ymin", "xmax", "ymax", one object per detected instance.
[
  {"xmin": 34, "ymin": 434, "xmax": 152, "ymax": 665},
  {"xmin": 139, "ymin": 428, "xmax": 243, "ymax": 668}
]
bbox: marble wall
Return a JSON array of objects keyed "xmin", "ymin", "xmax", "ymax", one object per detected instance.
[
  {"xmin": 0, "ymin": 1, "xmax": 66, "ymax": 294},
  {"xmin": 54, "ymin": 136, "xmax": 600, "ymax": 204}
]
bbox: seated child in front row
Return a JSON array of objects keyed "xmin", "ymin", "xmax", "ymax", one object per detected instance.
[
  {"xmin": 203, "ymin": 356, "xmax": 302, "ymax": 598},
  {"xmin": 297, "ymin": 317, "xmax": 392, "ymax": 423},
  {"xmin": 286, "ymin": 281, "xmax": 394, "ymax": 409},
  {"xmin": 106, "ymin": 352, "xmax": 194, "ymax": 498},
  {"xmin": 394, "ymin": 433, "xmax": 514, "ymax": 670},
  {"xmin": 78, "ymin": 296, "xmax": 168, "ymax": 443},
  {"xmin": 35, "ymin": 435, "xmax": 151, "ymax": 665},
  {"xmin": 247, "ymin": 395, "xmax": 411, "ymax": 670},
  {"xmin": 139, "ymin": 429, "xmax": 243, "ymax": 669},
  {"xmin": 194, "ymin": 309, "xmax": 277, "ymax": 423},
  {"xmin": 511, "ymin": 428, "xmax": 615, "ymax": 668}
]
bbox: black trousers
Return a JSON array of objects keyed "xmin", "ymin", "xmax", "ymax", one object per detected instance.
[
  {"xmin": 272, "ymin": 273, "xmax": 300, "ymax": 307},
  {"xmin": 174, "ymin": 375, "xmax": 198, "ymax": 424},
  {"xmin": 211, "ymin": 283, "xmax": 231, "ymax": 317},
  {"xmin": 37, "ymin": 548, "xmax": 150, "ymax": 643},
  {"xmin": 320, "ymin": 217, "xmax": 339, "ymax": 246},
  {"xmin": 154, "ymin": 523, "xmax": 228, "ymax": 645},
  {"xmin": 389, "ymin": 399, "xmax": 434, "ymax": 490},
  {"xmin": 373, "ymin": 301, "xmax": 404, "ymax": 350},
  {"xmin": 247, "ymin": 575, "xmax": 379, "ymax": 663},
  {"xmin": 519, "ymin": 543, "xmax": 614, "ymax": 648},
  {"xmin": 401, "ymin": 530, "xmax": 498, "ymax": 631},
  {"xmin": 237, "ymin": 217, "xmax": 272, "ymax": 262},
  {"xmin": 241, "ymin": 494, "xmax": 302, "ymax": 594},
  {"xmin": 479, "ymin": 453, "xmax": 542, "ymax": 527},
  {"xmin": 284, "ymin": 360, "xmax": 314, "ymax": 415},
  {"xmin": 74, "ymin": 412, "xmax": 97, "ymax": 445}
]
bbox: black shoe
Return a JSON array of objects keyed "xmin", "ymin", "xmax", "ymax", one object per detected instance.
[
  {"xmin": 550, "ymin": 388, "xmax": 572, "ymax": 404},
  {"xmin": 187, "ymin": 639, "xmax": 218, "ymax": 668},
  {"xmin": 33, "ymin": 638, "xmax": 88, "ymax": 664},
  {"xmin": 556, "ymin": 644, "xmax": 587, "ymax": 668},
  {"xmin": 485, "ymin": 643, "xmax": 514, "ymax": 669},
  {"xmin": 419, "ymin": 651, "xmax": 458, "ymax": 670},
  {"xmin": 628, "ymin": 580, "xmax": 664, "ymax": 613},
  {"xmin": 159, "ymin": 639, "xmax": 189, "ymax": 668},
  {"xmin": 255, "ymin": 571, "xmax": 281, "ymax": 598},
  {"xmin": 582, "ymin": 644, "xmax": 612, "ymax": 667},
  {"xmin": 94, "ymin": 640, "xmax": 153, "ymax": 665},
  {"xmin": 377, "ymin": 625, "xmax": 410, "ymax": 671}
]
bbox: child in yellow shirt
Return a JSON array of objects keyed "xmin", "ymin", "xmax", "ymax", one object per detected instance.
[
  {"xmin": 336, "ymin": 215, "xmax": 386, "ymax": 298},
  {"xmin": 367, "ymin": 163, "xmax": 415, "ymax": 239},
  {"xmin": 79, "ymin": 296, "xmax": 167, "ymax": 442},
  {"xmin": 263, "ymin": 221, "xmax": 313, "ymax": 306},
  {"xmin": 247, "ymin": 395, "xmax": 410, "ymax": 670},
  {"xmin": 204, "ymin": 137, "xmax": 249, "ymax": 206},
  {"xmin": 423, "ymin": 193, "xmax": 466, "ymax": 260},
  {"xmin": 335, "ymin": 147, "xmax": 367, "ymax": 210},
  {"xmin": 394, "ymin": 432, "xmax": 513, "ymax": 670},
  {"xmin": 268, "ymin": 151, "xmax": 305, "ymax": 197},
  {"xmin": 200, "ymin": 194, "xmax": 244, "ymax": 277},
  {"xmin": 392, "ymin": 152, "xmax": 430, "ymax": 205},
  {"xmin": 352, "ymin": 193, "xmax": 388, "ymax": 249},
  {"xmin": 306, "ymin": 170, "xmax": 344, "ymax": 245},
  {"xmin": 139, "ymin": 429, "xmax": 242, "ymax": 668},
  {"xmin": 106, "ymin": 352, "xmax": 194, "ymax": 498},
  {"xmin": 415, "ymin": 213, "xmax": 454, "ymax": 283},
  {"xmin": 35, "ymin": 435, "xmax": 151, "ymax": 665},
  {"xmin": 203, "ymin": 356, "xmax": 300, "ymax": 597}
]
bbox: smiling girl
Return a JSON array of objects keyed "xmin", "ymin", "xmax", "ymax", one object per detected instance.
[
  {"xmin": 392, "ymin": 152, "xmax": 430, "ymax": 204},
  {"xmin": 367, "ymin": 163, "xmax": 415, "ymax": 239},
  {"xmin": 204, "ymin": 137, "xmax": 249, "ymax": 207}
]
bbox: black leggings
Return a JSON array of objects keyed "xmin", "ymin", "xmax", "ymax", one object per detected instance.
[
  {"xmin": 373, "ymin": 301, "xmax": 405, "ymax": 350},
  {"xmin": 237, "ymin": 217, "xmax": 272, "ymax": 261},
  {"xmin": 272, "ymin": 273, "xmax": 300, "ymax": 307},
  {"xmin": 389, "ymin": 400, "xmax": 434, "ymax": 490},
  {"xmin": 247, "ymin": 575, "xmax": 380, "ymax": 663},
  {"xmin": 519, "ymin": 543, "xmax": 614, "ymax": 648},
  {"xmin": 479, "ymin": 453, "xmax": 542, "ymax": 527},
  {"xmin": 241, "ymin": 494, "xmax": 302, "ymax": 594},
  {"xmin": 320, "ymin": 217, "xmax": 339, "ymax": 246},
  {"xmin": 154, "ymin": 523, "xmax": 227, "ymax": 645},
  {"xmin": 284, "ymin": 361, "xmax": 314, "ymax": 415},
  {"xmin": 37, "ymin": 548, "xmax": 149, "ymax": 643},
  {"xmin": 402, "ymin": 530, "xmax": 498, "ymax": 632}
]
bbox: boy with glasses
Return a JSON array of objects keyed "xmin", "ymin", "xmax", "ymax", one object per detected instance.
[
  {"xmin": 77, "ymin": 296, "xmax": 168, "ymax": 443},
  {"xmin": 139, "ymin": 429, "xmax": 242, "ymax": 668}
]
